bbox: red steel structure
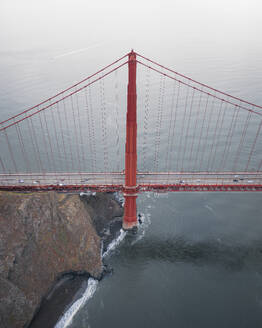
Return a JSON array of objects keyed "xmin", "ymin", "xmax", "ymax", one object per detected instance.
[
  {"xmin": 0, "ymin": 50, "xmax": 262, "ymax": 229},
  {"xmin": 123, "ymin": 51, "xmax": 138, "ymax": 229}
]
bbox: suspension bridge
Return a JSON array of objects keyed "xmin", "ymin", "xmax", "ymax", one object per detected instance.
[{"xmin": 0, "ymin": 50, "xmax": 262, "ymax": 228}]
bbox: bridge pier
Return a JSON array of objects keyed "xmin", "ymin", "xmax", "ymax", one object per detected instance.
[
  {"xmin": 123, "ymin": 50, "xmax": 138, "ymax": 230},
  {"xmin": 123, "ymin": 187, "xmax": 138, "ymax": 230}
]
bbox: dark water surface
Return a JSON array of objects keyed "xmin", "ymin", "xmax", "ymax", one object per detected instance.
[{"xmin": 65, "ymin": 192, "xmax": 262, "ymax": 328}]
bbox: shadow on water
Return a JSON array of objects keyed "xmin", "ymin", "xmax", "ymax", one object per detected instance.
[{"xmin": 121, "ymin": 234, "xmax": 262, "ymax": 272}]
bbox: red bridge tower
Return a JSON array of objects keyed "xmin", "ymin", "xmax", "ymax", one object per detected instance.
[{"xmin": 123, "ymin": 50, "xmax": 138, "ymax": 230}]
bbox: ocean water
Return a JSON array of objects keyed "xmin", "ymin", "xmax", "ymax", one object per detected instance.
[{"xmin": 65, "ymin": 192, "xmax": 262, "ymax": 328}]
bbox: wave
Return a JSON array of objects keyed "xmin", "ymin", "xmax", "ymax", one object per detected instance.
[
  {"xmin": 55, "ymin": 225, "xmax": 127, "ymax": 327},
  {"xmin": 55, "ymin": 211, "xmax": 151, "ymax": 328},
  {"xmin": 103, "ymin": 228, "xmax": 127, "ymax": 258},
  {"xmin": 55, "ymin": 278, "xmax": 98, "ymax": 328}
]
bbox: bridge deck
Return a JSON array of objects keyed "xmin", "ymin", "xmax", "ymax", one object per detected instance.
[{"xmin": 0, "ymin": 172, "xmax": 262, "ymax": 192}]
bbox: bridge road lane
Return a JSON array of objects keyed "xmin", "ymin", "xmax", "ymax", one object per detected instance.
[{"xmin": 0, "ymin": 172, "xmax": 262, "ymax": 190}]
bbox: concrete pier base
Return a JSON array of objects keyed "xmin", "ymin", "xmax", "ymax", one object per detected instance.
[
  {"xmin": 122, "ymin": 218, "xmax": 138, "ymax": 230},
  {"xmin": 122, "ymin": 192, "xmax": 137, "ymax": 230}
]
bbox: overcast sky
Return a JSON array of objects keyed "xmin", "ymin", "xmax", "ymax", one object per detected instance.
[{"xmin": 0, "ymin": 0, "xmax": 261, "ymax": 55}]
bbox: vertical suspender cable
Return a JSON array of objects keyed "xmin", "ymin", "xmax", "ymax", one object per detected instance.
[
  {"xmin": 89, "ymin": 86, "xmax": 97, "ymax": 172},
  {"xmin": 43, "ymin": 108, "xmax": 57, "ymax": 180},
  {"xmin": 57, "ymin": 102, "xmax": 69, "ymax": 172},
  {"xmin": 154, "ymin": 74, "xmax": 165, "ymax": 172},
  {"xmin": 63, "ymin": 97, "xmax": 75, "ymax": 172},
  {"xmin": 210, "ymin": 101, "xmax": 227, "ymax": 171},
  {"xmin": 0, "ymin": 155, "xmax": 6, "ymax": 174},
  {"xmin": 27, "ymin": 117, "xmax": 43, "ymax": 174},
  {"xmin": 232, "ymin": 110, "xmax": 251, "ymax": 172},
  {"xmin": 199, "ymin": 94, "xmax": 216, "ymax": 171},
  {"xmin": 165, "ymin": 78, "xmax": 176, "ymax": 175},
  {"xmin": 70, "ymin": 95, "xmax": 82, "ymax": 174},
  {"xmin": 84, "ymin": 87, "xmax": 94, "ymax": 172},
  {"xmin": 220, "ymin": 105, "xmax": 240, "ymax": 171},
  {"xmin": 15, "ymin": 123, "xmax": 31, "ymax": 174},
  {"xmin": 38, "ymin": 111, "xmax": 52, "ymax": 172},
  {"xmin": 114, "ymin": 69, "xmax": 121, "ymax": 172},
  {"xmin": 51, "ymin": 103, "xmax": 62, "ymax": 172},
  {"xmin": 100, "ymin": 76, "xmax": 109, "ymax": 175},
  {"xmin": 188, "ymin": 88, "xmax": 203, "ymax": 171},
  {"xmin": 168, "ymin": 81, "xmax": 180, "ymax": 172},
  {"xmin": 207, "ymin": 99, "xmax": 223, "ymax": 171},
  {"xmin": 245, "ymin": 119, "xmax": 262, "ymax": 171},
  {"xmin": 194, "ymin": 94, "xmax": 209, "ymax": 171},
  {"xmin": 182, "ymin": 87, "xmax": 195, "ymax": 171},
  {"xmin": 4, "ymin": 130, "xmax": 18, "ymax": 173},
  {"xmin": 75, "ymin": 92, "xmax": 86, "ymax": 172},
  {"xmin": 142, "ymin": 66, "xmax": 150, "ymax": 172}
]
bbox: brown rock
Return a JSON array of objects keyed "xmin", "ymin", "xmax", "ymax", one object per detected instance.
[{"xmin": 0, "ymin": 191, "xmax": 122, "ymax": 328}]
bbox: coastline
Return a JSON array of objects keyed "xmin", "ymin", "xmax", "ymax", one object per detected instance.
[
  {"xmin": 29, "ymin": 214, "xmax": 124, "ymax": 328},
  {"xmin": 0, "ymin": 191, "xmax": 123, "ymax": 328}
]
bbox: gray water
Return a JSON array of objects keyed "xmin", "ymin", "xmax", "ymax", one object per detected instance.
[
  {"xmin": 1, "ymin": 1, "xmax": 262, "ymax": 327},
  {"xmin": 67, "ymin": 192, "xmax": 262, "ymax": 328}
]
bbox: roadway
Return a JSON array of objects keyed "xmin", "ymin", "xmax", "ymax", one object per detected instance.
[{"xmin": 0, "ymin": 172, "xmax": 262, "ymax": 192}]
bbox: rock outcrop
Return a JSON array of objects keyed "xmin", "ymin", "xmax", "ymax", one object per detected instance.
[{"xmin": 0, "ymin": 191, "xmax": 123, "ymax": 328}]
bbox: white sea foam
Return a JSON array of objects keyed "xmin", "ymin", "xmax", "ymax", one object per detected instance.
[
  {"xmin": 103, "ymin": 228, "xmax": 127, "ymax": 258},
  {"xmin": 131, "ymin": 212, "xmax": 152, "ymax": 245},
  {"xmin": 55, "ymin": 201, "xmax": 151, "ymax": 327},
  {"xmin": 55, "ymin": 228, "xmax": 127, "ymax": 328},
  {"xmin": 79, "ymin": 191, "xmax": 92, "ymax": 197},
  {"xmin": 55, "ymin": 278, "xmax": 98, "ymax": 328}
]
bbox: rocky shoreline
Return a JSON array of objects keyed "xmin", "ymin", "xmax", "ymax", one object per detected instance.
[{"xmin": 0, "ymin": 191, "xmax": 123, "ymax": 328}]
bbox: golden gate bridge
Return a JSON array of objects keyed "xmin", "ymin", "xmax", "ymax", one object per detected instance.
[{"xmin": 0, "ymin": 50, "xmax": 262, "ymax": 229}]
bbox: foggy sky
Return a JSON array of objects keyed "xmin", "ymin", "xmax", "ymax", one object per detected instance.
[{"xmin": 0, "ymin": 0, "xmax": 261, "ymax": 55}]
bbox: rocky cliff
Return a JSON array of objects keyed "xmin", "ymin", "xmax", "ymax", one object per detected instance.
[{"xmin": 0, "ymin": 191, "xmax": 123, "ymax": 328}]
